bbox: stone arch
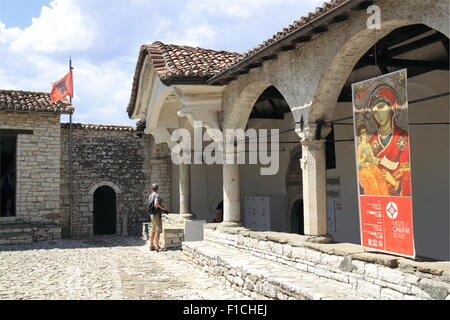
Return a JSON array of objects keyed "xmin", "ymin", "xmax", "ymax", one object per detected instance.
[
  {"xmin": 224, "ymin": 81, "xmax": 292, "ymax": 130},
  {"xmin": 85, "ymin": 180, "xmax": 124, "ymax": 236},
  {"xmin": 88, "ymin": 180, "xmax": 123, "ymax": 196},
  {"xmin": 309, "ymin": 18, "xmax": 449, "ymax": 122},
  {"xmin": 93, "ymin": 186, "xmax": 117, "ymax": 235}
]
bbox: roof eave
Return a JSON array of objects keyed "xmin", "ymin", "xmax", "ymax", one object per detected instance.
[{"xmin": 208, "ymin": 0, "xmax": 371, "ymax": 84}]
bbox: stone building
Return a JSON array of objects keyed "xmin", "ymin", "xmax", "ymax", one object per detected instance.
[
  {"xmin": 0, "ymin": 90, "xmax": 171, "ymax": 243},
  {"xmin": 127, "ymin": 0, "xmax": 450, "ymax": 299},
  {"xmin": 0, "ymin": 90, "xmax": 72, "ymax": 243},
  {"xmin": 60, "ymin": 123, "xmax": 149, "ymax": 238}
]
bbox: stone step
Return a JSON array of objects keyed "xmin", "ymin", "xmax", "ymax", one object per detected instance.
[
  {"xmin": 183, "ymin": 240, "xmax": 372, "ymax": 300},
  {"xmin": 0, "ymin": 223, "xmax": 33, "ymax": 234},
  {"xmin": 0, "ymin": 232, "xmax": 33, "ymax": 244}
]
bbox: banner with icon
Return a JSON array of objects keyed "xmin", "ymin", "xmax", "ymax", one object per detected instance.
[{"xmin": 352, "ymin": 69, "xmax": 415, "ymax": 258}]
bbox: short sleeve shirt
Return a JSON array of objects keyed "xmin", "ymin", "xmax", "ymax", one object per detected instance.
[{"xmin": 148, "ymin": 192, "xmax": 163, "ymax": 213}]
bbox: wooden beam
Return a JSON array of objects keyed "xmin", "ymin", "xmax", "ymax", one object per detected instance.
[
  {"xmin": 248, "ymin": 62, "xmax": 263, "ymax": 69},
  {"xmin": 295, "ymin": 35, "xmax": 312, "ymax": 43},
  {"xmin": 382, "ymin": 24, "xmax": 432, "ymax": 49},
  {"xmin": 359, "ymin": 57, "xmax": 449, "ymax": 70},
  {"xmin": 237, "ymin": 69, "xmax": 249, "ymax": 75},
  {"xmin": 249, "ymin": 110, "xmax": 284, "ymax": 120},
  {"xmin": 312, "ymin": 26, "xmax": 328, "ymax": 34},
  {"xmin": 261, "ymin": 54, "xmax": 277, "ymax": 61},
  {"xmin": 338, "ymin": 67, "xmax": 442, "ymax": 102},
  {"xmin": 388, "ymin": 32, "xmax": 447, "ymax": 57},
  {"xmin": 333, "ymin": 14, "xmax": 349, "ymax": 22},
  {"xmin": 351, "ymin": 0, "xmax": 373, "ymax": 10},
  {"xmin": 0, "ymin": 129, "xmax": 33, "ymax": 135},
  {"xmin": 281, "ymin": 44, "xmax": 296, "ymax": 51},
  {"xmin": 441, "ymin": 38, "xmax": 449, "ymax": 55}
]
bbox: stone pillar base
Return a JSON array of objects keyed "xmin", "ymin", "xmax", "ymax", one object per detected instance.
[
  {"xmin": 304, "ymin": 234, "xmax": 334, "ymax": 244},
  {"xmin": 220, "ymin": 222, "xmax": 242, "ymax": 228},
  {"xmin": 180, "ymin": 213, "xmax": 196, "ymax": 221}
]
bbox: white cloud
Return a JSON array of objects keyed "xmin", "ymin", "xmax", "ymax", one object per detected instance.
[
  {"xmin": 10, "ymin": 0, "xmax": 95, "ymax": 53},
  {"xmin": 158, "ymin": 24, "xmax": 217, "ymax": 48},
  {"xmin": 187, "ymin": 0, "xmax": 324, "ymax": 18},
  {"xmin": 0, "ymin": 0, "xmax": 328, "ymax": 126},
  {"xmin": 0, "ymin": 21, "xmax": 22, "ymax": 43}
]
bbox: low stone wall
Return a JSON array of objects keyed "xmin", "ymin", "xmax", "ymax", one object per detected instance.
[
  {"xmin": 0, "ymin": 222, "xmax": 61, "ymax": 244},
  {"xmin": 204, "ymin": 225, "xmax": 450, "ymax": 300},
  {"xmin": 142, "ymin": 214, "xmax": 185, "ymax": 249}
]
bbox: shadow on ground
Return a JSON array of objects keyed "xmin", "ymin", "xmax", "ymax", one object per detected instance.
[{"xmin": 0, "ymin": 235, "xmax": 150, "ymax": 252}]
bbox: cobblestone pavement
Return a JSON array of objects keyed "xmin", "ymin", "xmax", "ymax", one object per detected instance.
[{"xmin": 0, "ymin": 236, "xmax": 252, "ymax": 300}]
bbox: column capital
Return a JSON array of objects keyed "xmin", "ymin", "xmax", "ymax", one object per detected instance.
[
  {"xmin": 300, "ymin": 139, "xmax": 326, "ymax": 146},
  {"xmin": 295, "ymin": 121, "xmax": 332, "ymax": 141}
]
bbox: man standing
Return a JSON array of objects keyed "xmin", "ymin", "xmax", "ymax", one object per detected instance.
[{"xmin": 148, "ymin": 183, "xmax": 168, "ymax": 252}]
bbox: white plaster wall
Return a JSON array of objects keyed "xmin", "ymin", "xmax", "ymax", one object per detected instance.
[
  {"xmin": 239, "ymin": 114, "xmax": 299, "ymax": 232},
  {"xmin": 329, "ymin": 70, "xmax": 450, "ymax": 261}
]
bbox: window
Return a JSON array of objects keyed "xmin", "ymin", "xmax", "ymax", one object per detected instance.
[{"xmin": 0, "ymin": 134, "xmax": 17, "ymax": 217}]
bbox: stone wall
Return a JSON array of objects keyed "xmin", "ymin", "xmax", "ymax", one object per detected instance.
[
  {"xmin": 60, "ymin": 126, "xmax": 171, "ymax": 237},
  {"xmin": 202, "ymin": 225, "xmax": 450, "ymax": 300},
  {"xmin": 0, "ymin": 112, "xmax": 62, "ymax": 240}
]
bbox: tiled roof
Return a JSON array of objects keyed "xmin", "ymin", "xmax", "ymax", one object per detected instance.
[
  {"xmin": 128, "ymin": 0, "xmax": 365, "ymax": 117},
  {"xmin": 0, "ymin": 90, "xmax": 74, "ymax": 114},
  {"xmin": 210, "ymin": 0, "xmax": 363, "ymax": 82},
  {"xmin": 242, "ymin": 0, "xmax": 349, "ymax": 59},
  {"xmin": 127, "ymin": 42, "xmax": 242, "ymax": 117},
  {"xmin": 61, "ymin": 123, "xmax": 137, "ymax": 132}
]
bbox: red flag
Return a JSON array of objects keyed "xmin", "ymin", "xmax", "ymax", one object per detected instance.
[{"xmin": 50, "ymin": 71, "xmax": 73, "ymax": 103}]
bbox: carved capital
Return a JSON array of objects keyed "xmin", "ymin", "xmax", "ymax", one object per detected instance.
[{"xmin": 295, "ymin": 121, "xmax": 332, "ymax": 142}]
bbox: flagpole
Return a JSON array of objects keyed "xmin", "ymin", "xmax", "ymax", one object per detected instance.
[{"xmin": 69, "ymin": 57, "xmax": 74, "ymax": 238}]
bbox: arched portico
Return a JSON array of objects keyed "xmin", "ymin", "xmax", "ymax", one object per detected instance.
[
  {"xmin": 307, "ymin": 0, "xmax": 449, "ymax": 123},
  {"xmin": 307, "ymin": 21, "xmax": 449, "ymax": 258}
]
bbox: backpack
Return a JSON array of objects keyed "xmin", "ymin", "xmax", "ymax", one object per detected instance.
[{"xmin": 148, "ymin": 193, "xmax": 160, "ymax": 215}]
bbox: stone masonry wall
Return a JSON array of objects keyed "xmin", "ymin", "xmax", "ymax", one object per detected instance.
[
  {"xmin": 0, "ymin": 112, "xmax": 62, "ymax": 240},
  {"xmin": 60, "ymin": 127, "xmax": 165, "ymax": 237},
  {"xmin": 203, "ymin": 226, "xmax": 450, "ymax": 300}
]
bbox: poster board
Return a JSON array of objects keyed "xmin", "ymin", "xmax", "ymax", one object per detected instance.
[{"xmin": 352, "ymin": 69, "xmax": 415, "ymax": 258}]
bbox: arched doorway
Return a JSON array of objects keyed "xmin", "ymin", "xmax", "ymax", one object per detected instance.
[
  {"xmin": 93, "ymin": 186, "xmax": 117, "ymax": 235},
  {"xmin": 290, "ymin": 199, "xmax": 304, "ymax": 235},
  {"xmin": 234, "ymin": 85, "xmax": 295, "ymax": 232}
]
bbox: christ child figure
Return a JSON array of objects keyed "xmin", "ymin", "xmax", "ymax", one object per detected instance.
[{"xmin": 357, "ymin": 125, "xmax": 376, "ymax": 169}]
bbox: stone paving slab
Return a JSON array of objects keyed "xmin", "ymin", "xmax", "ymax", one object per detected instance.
[
  {"xmin": 0, "ymin": 236, "xmax": 251, "ymax": 300},
  {"xmin": 184, "ymin": 240, "xmax": 373, "ymax": 300}
]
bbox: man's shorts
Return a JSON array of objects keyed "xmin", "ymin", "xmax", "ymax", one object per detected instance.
[{"xmin": 151, "ymin": 214, "xmax": 163, "ymax": 234}]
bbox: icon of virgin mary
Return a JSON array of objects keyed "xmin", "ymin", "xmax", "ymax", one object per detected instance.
[{"xmin": 358, "ymin": 85, "xmax": 412, "ymax": 196}]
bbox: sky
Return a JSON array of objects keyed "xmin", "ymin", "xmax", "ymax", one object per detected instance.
[{"xmin": 0, "ymin": 0, "xmax": 325, "ymax": 126}]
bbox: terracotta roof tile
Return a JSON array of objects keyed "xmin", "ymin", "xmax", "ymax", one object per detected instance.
[
  {"xmin": 210, "ymin": 0, "xmax": 354, "ymax": 81},
  {"xmin": 127, "ymin": 42, "xmax": 242, "ymax": 117},
  {"xmin": 0, "ymin": 89, "xmax": 74, "ymax": 114},
  {"xmin": 128, "ymin": 0, "xmax": 358, "ymax": 117}
]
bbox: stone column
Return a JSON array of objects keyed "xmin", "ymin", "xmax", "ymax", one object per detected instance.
[
  {"xmin": 179, "ymin": 163, "xmax": 194, "ymax": 220},
  {"xmin": 222, "ymin": 163, "xmax": 241, "ymax": 226},
  {"xmin": 300, "ymin": 139, "xmax": 328, "ymax": 236}
]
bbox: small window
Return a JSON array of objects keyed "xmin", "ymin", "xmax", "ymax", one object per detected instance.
[{"xmin": 0, "ymin": 134, "xmax": 17, "ymax": 217}]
